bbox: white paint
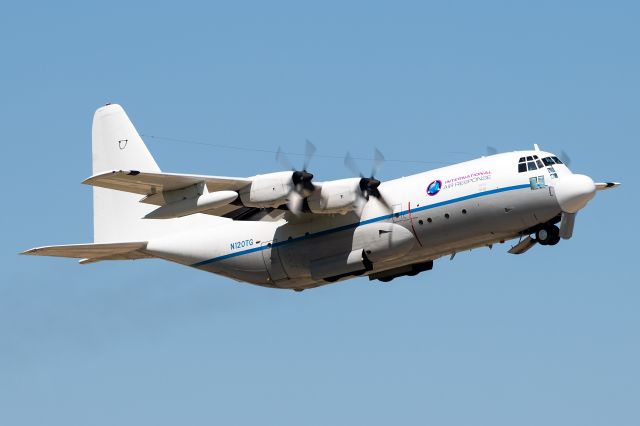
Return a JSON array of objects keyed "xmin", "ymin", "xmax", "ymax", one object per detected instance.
[{"xmin": 23, "ymin": 104, "xmax": 620, "ymax": 291}]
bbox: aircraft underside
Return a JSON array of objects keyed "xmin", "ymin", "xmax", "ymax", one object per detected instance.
[{"xmin": 162, "ymin": 187, "xmax": 564, "ymax": 290}]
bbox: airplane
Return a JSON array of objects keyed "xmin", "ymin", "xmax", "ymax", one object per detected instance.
[{"xmin": 22, "ymin": 104, "xmax": 620, "ymax": 291}]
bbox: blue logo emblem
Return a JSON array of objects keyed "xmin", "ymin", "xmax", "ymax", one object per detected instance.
[{"xmin": 427, "ymin": 180, "xmax": 442, "ymax": 196}]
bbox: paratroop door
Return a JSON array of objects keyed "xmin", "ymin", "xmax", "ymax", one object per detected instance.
[{"xmin": 261, "ymin": 241, "xmax": 289, "ymax": 282}]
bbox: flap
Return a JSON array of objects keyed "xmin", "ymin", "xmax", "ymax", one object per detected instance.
[{"xmin": 83, "ymin": 170, "xmax": 251, "ymax": 196}]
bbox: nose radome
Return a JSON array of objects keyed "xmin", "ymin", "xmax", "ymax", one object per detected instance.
[{"xmin": 554, "ymin": 174, "xmax": 596, "ymax": 213}]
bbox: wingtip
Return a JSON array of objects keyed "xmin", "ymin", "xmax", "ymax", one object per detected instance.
[{"xmin": 82, "ymin": 170, "xmax": 129, "ymax": 185}]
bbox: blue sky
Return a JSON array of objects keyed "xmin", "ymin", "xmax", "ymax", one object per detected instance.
[{"xmin": 1, "ymin": 1, "xmax": 638, "ymax": 425}]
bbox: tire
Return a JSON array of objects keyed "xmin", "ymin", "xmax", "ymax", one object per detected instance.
[
  {"xmin": 536, "ymin": 224, "xmax": 560, "ymax": 246},
  {"xmin": 548, "ymin": 226, "xmax": 561, "ymax": 246},
  {"xmin": 536, "ymin": 227, "xmax": 550, "ymax": 245}
]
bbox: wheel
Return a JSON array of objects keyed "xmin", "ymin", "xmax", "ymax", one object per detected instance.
[
  {"xmin": 536, "ymin": 224, "xmax": 560, "ymax": 246},
  {"xmin": 548, "ymin": 234, "xmax": 561, "ymax": 246},
  {"xmin": 547, "ymin": 225, "xmax": 560, "ymax": 246},
  {"xmin": 535, "ymin": 227, "xmax": 550, "ymax": 245}
]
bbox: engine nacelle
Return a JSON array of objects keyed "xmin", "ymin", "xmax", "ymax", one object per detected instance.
[
  {"xmin": 239, "ymin": 171, "xmax": 294, "ymax": 208},
  {"xmin": 307, "ymin": 178, "xmax": 361, "ymax": 214}
]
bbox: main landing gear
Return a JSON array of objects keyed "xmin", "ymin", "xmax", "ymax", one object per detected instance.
[{"xmin": 535, "ymin": 223, "xmax": 560, "ymax": 246}]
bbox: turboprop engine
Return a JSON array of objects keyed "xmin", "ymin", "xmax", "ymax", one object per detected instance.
[
  {"xmin": 306, "ymin": 178, "xmax": 361, "ymax": 214},
  {"xmin": 239, "ymin": 171, "xmax": 314, "ymax": 209}
]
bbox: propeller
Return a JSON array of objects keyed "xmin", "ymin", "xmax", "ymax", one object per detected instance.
[
  {"xmin": 559, "ymin": 150, "xmax": 571, "ymax": 167},
  {"xmin": 344, "ymin": 148, "xmax": 391, "ymax": 211},
  {"xmin": 275, "ymin": 140, "xmax": 317, "ymax": 214}
]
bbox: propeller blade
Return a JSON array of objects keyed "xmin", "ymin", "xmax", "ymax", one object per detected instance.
[
  {"xmin": 276, "ymin": 147, "xmax": 294, "ymax": 171},
  {"xmin": 560, "ymin": 150, "xmax": 572, "ymax": 167},
  {"xmin": 559, "ymin": 211, "xmax": 577, "ymax": 239},
  {"xmin": 287, "ymin": 191, "xmax": 304, "ymax": 215},
  {"xmin": 303, "ymin": 139, "xmax": 317, "ymax": 171},
  {"xmin": 375, "ymin": 187, "xmax": 392, "ymax": 211},
  {"xmin": 344, "ymin": 152, "xmax": 363, "ymax": 177},
  {"xmin": 352, "ymin": 193, "xmax": 368, "ymax": 216},
  {"xmin": 371, "ymin": 148, "xmax": 385, "ymax": 178}
]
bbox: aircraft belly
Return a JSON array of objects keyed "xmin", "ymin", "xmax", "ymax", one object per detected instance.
[
  {"xmin": 145, "ymin": 221, "xmax": 277, "ymax": 286},
  {"xmin": 405, "ymin": 185, "xmax": 560, "ymax": 260},
  {"xmin": 158, "ymin": 181, "xmax": 563, "ymax": 289}
]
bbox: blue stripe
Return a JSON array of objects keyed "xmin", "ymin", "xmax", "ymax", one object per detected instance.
[{"xmin": 191, "ymin": 183, "xmax": 530, "ymax": 267}]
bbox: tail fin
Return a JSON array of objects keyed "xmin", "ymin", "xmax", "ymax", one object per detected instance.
[
  {"xmin": 91, "ymin": 104, "xmax": 223, "ymax": 243},
  {"xmin": 92, "ymin": 104, "xmax": 160, "ymax": 175},
  {"xmin": 92, "ymin": 104, "xmax": 163, "ymax": 242}
]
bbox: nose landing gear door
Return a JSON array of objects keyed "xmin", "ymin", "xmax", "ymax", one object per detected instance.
[{"xmin": 261, "ymin": 241, "xmax": 289, "ymax": 283}]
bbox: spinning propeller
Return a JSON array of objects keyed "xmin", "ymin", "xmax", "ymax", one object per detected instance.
[
  {"xmin": 276, "ymin": 140, "xmax": 317, "ymax": 214},
  {"xmin": 344, "ymin": 148, "xmax": 391, "ymax": 211}
]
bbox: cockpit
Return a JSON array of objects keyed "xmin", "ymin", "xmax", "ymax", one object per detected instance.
[{"xmin": 517, "ymin": 154, "xmax": 564, "ymax": 173}]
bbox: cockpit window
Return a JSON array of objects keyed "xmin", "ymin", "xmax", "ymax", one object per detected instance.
[
  {"xmin": 518, "ymin": 156, "xmax": 541, "ymax": 172},
  {"xmin": 542, "ymin": 157, "xmax": 554, "ymax": 166},
  {"xmin": 552, "ymin": 156, "xmax": 563, "ymax": 164}
]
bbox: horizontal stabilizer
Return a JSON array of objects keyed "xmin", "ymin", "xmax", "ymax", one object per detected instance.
[
  {"xmin": 595, "ymin": 182, "xmax": 621, "ymax": 191},
  {"xmin": 84, "ymin": 170, "xmax": 250, "ymax": 198},
  {"xmin": 21, "ymin": 242, "xmax": 150, "ymax": 263}
]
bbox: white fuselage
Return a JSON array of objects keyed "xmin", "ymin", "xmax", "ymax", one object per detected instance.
[{"xmin": 145, "ymin": 151, "xmax": 568, "ymax": 289}]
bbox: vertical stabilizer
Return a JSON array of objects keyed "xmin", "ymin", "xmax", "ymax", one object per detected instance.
[
  {"xmin": 91, "ymin": 104, "xmax": 225, "ymax": 243},
  {"xmin": 92, "ymin": 104, "xmax": 161, "ymax": 242},
  {"xmin": 92, "ymin": 104, "xmax": 160, "ymax": 175}
]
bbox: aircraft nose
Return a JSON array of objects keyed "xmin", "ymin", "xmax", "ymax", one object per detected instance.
[{"xmin": 554, "ymin": 174, "xmax": 596, "ymax": 213}]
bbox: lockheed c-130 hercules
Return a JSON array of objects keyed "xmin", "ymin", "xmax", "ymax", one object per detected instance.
[{"xmin": 23, "ymin": 104, "xmax": 620, "ymax": 291}]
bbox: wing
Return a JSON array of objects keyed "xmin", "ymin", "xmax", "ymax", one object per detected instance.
[
  {"xmin": 21, "ymin": 242, "xmax": 151, "ymax": 264},
  {"xmin": 83, "ymin": 170, "xmax": 252, "ymax": 218},
  {"xmin": 83, "ymin": 170, "xmax": 250, "ymax": 197}
]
